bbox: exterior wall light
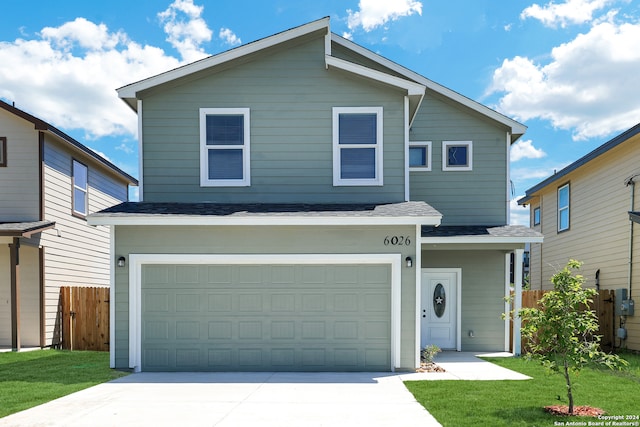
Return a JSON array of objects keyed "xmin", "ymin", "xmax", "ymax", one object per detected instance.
[
  {"xmin": 405, "ymin": 256, "xmax": 413, "ymax": 268},
  {"xmin": 117, "ymin": 256, "xmax": 126, "ymax": 268}
]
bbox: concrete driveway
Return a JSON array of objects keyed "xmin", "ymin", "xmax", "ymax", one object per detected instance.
[{"xmin": 0, "ymin": 371, "xmax": 442, "ymax": 427}]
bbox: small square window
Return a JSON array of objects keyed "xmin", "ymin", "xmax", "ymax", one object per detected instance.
[
  {"xmin": 409, "ymin": 142, "xmax": 432, "ymax": 171},
  {"xmin": 442, "ymin": 141, "xmax": 473, "ymax": 171},
  {"xmin": 0, "ymin": 137, "xmax": 6, "ymax": 167},
  {"xmin": 533, "ymin": 207, "xmax": 541, "ymax": 226}
]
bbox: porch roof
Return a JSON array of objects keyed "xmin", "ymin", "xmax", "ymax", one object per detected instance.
[
  {"xmin": 0, "ymin": 220, "xmax": 56, "ymax": 238},
  {"xmin": 88, "ymin": 201, "xmax": 443, "ymax": 226},
  {"xmin": 421, "ymin": 225, "xmax": 543, "ymax": 244}
]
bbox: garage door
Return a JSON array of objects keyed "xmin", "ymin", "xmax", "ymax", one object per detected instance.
[{"xmin": 141, "ymin": 263, "xmax": 391, "ymax": 371}]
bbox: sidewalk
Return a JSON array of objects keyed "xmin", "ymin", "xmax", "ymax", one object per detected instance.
[{"xmin": 398, "ymin": 352, "xmax": 531, "ymax": 381}]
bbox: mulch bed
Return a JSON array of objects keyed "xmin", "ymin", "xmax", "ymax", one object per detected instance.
[
  {"xmin": 416, "ymin": 362, "xmax": 446, "ymax": 373},
  {"xmin": 544, "ymin": 405, "xmax": 605, "ymax": 417}
]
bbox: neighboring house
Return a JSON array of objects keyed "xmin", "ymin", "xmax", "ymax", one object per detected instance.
[
  {"xmin": 89, "ymin": 18, "xmax": 542, "ymax": 372},
  {"xmin": 518, "ymin": 123, "xmax": 640, "ymax": 352},
  {"xmin": 0, "ymin": 100, "xmax": 138, "ymax": 351}
]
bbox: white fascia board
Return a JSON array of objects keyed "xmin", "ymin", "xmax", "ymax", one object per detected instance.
[
  {"xmin": 89, "ymin": 215, "xmax": 442, "ymax": 227},
  {"xmin": 325, "ymin": 56, "xmax": 425, "ymax": 96},
  {"xmin": 421, "ymin": 235, "xmax": 544, "ymax": 245},
  {"xmin": 330, "ymin": 34, "xmax": 526, "ymax": 138},
  {"xmin": 118, "ymin": 18, "xmax": 331, "ymax": 101}
]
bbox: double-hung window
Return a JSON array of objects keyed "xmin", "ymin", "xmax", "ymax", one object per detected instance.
[
  {"xmin": 333, "ymin": 107, "xmax": 383, "ymax": 186},
  {"xmin": 558, "ymin": 183, "xmax": 570, "ymax": 232},
  {"xmin": 200, "ymin": 108, "xmax": 250, "ymax": 187},
  {"xmin": 72, "ymin": 160, "xmax": 88, "ymax": 217}
]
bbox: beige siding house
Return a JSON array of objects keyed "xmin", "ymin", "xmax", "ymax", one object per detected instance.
[
  {"xmin": 519, "ymin": 123, "xmax": 640, "ymax": 351},
  {"xmin": 0, "ymin": 100, "xmax": 137, "ymax": 350}
]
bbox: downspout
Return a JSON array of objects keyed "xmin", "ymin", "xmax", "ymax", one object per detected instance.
[{"xmin": 626, "ymin": 175, "xmax": 637, "ymax": 299}]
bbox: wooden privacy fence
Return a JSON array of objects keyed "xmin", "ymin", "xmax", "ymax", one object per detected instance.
[
  {"xmin": 511, "ymin": 289, "xmax": 615, "ymax": 353},
  {"xmin": 59, "ymin": 286, "xmax": 110, "ymax": 351}
]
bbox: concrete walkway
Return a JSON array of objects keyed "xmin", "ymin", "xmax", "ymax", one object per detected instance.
[{"xmin": 0, "ymin": 353, "xmax": 528, "ymax": 427}]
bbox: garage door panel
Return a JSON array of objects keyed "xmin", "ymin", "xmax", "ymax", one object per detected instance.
[{"xmin": 142, "ymin": 263, "xmax": 391, "ymax": 371}]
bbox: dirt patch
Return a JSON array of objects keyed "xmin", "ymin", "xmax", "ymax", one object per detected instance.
[
  {"xmin": 416, "ymin": 362, "xmax": 446, "ymax": 373},
  {"xmin": 544, "ymin": 405, "xmax": 605, "ymax": 417}
]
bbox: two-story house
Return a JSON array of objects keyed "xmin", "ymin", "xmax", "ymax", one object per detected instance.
[
  {"xmin": 519, "ymin": 123, "xmax": 640, "ymax": 352},
  {"xmin": 89, "ymin": 18, "xmax": 542, "ymax": 372},
  {"xmin": 0, "ymin": 101, "xmax": 137, "ymax": 351}
]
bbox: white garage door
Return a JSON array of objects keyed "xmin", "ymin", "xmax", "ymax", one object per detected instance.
[{"xmin": 140, "ymin": 262, "xmax": 392, "ymax": 371}]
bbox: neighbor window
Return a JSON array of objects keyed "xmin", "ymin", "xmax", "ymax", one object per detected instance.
[
  {"xmin": 533, "ymin": 206, "xmax": 541, "ymax": 226},
  {"xmin": 558, "ymin": 183, "xmax": 570, "ymax": 232},
  {"xmin": 200, "ymin": 108, "xmax": 250, "ymax": 187},
  {"xmin": 409, "ymin": 142, "xmax": 432, "ymax": 171},
  {"xmin": 72, "ymin": 160, "xmax": 88, "ymax": 217},
  {"xmin": 0, "ymin": 137, "xmax": 6, "ymax": 167},
  {"xmin": 442, "ymin": 141, "xmax": 473, "ymax": 171},
  {"xmin": 333, "ymin": 107, "xmax": 383, "ymax": 186}
]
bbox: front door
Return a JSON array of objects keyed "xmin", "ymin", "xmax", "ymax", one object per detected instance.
[{"xmin": 421, "ymin": 270, "xmax": 458, "ymax": 350}]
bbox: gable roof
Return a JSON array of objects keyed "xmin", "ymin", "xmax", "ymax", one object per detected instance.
[
  {"xmin": 0, "ymin": 100, "xmax": 138, "ymax": 186},
  {"xmin": 117, "ymin": 17, "xmax": 525, "ymax": 139},
  {"xmin": 518, "ymin": 122, "xmax": 640, "ymax": 205}
]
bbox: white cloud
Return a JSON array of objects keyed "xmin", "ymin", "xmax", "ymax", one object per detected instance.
[
  {"xmin": 219, "ymin": 28, "xmax": 241, "ymax": 46},
  {"xmin": 158, "ymin": 0, "xmax": 212, "ymax": 62},
  {"xmin": 487, "ymin": 19, "xmax": 640, "ymax": 140},
  {"xmin": 521, "ymin": 0, "xmax": 618, "ymax": 28},
  {"xmin": 511, "ymin": 139, "xmax": 546, "ymax": 161},
  {"xmin": 346, "ymin": 0, "xmax": 423, "ymax": 32},
  {"xmin": 0, "ymin": 17, "xmax": 182, "ymax": 139},
  {"xmin": 510, "ymin": 197, "xmax": 530, "ymax": 226}
]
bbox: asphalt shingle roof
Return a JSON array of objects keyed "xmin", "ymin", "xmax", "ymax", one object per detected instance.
[
  {"xmin": 422, "ymin": 225, "xmax": 543, "ymax": 239},
  {"xmin": 0, "ymin": 220, "xmax": 56, "ymax": 237},
  {"xmin": 93, "ymin": 201, "xmax": 442, "ymax": 219}
]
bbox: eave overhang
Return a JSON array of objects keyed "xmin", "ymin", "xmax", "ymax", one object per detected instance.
[
  {"xmin": 0, "ymin": 221, "xmax": 56, "ymax": 238},
  {"xmin": 88, "ymin": 202, "xmax": 442, "ymax": 227}
]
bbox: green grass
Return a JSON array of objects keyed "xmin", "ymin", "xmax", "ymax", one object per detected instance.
[
  {"xmin": 0, "ymin": 350, "xmax": 129, "ymax": 418},
  {"xmin": 404, "ymin": 353, "xmax": 640, "ymax": 427}
]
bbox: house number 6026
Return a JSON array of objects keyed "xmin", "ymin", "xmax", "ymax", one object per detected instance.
[{"xmin": 384, "ymin": 236, "xmax": 411, "ymax": 246}]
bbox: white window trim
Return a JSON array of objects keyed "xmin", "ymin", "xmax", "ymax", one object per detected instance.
[
  {"xmin": 199, "ymin": 108, "xmax": 251, "ymax": 187},
  {"xmin": 442, "ymin": 141, "xmax": 473, "ymax": 171},
  {"xmin": 533, "ymin": 206, "xmax": 541, "ymax": 226},
  {"xmin": 72, "ymin": 159, "xmax": 88, "ymax": 216},
  {"xmin": 558, "ymin": 183, "xmax": 570, "ymax": 232},
  {"xmin": 332, "ymin": 106, "xmax": 383, "ymax": 186},
  {"xmin": 409, "ymin": 141, "xmax": 432, "ymax": 171}
]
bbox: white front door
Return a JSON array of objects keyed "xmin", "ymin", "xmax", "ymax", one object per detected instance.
[{"xmin": 421, "ymin": 270, "xmax": 458, "ymax": 350}]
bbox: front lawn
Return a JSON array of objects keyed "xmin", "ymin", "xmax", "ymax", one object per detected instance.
[
  {"xmin": 0, "ymin": 350, "xmax": 129, "ymax": 418},
  {"xmin": 404, "ymin": 353, "xmax": 640, "ymax": 427}
]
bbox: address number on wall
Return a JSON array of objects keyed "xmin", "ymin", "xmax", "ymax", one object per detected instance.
[{"xmin": 383, "ymin": 236, "xmax": 411, "ymax": 246}]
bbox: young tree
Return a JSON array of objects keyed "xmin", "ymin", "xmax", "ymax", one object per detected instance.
[{"xmin": 519, "ymin": 259, "xmax": 627, "ymax": 415}]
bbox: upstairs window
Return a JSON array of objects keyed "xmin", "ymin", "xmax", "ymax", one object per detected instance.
[
  {"xmin": 442, "ymin": 141, "xmax": 473, "ymax": 171},
  {"xmin": 200, "ymin": 108, "xmax": 250, "ymax": 187},
  {"xmin": 72, "ymin": 160, "xmax": 88, "ymax": 217},
  {"xmin": 533, "ymin": 206, "xmax": 541, "ymax": 226},
  {"xmin": 0, "ymin": 137, "xmax": 6, "ymax": 167},
  {"xmin": 409, "ymin": 142, "xmax": 432, "ymax": 171},
  {"xmin": 558, "ymin": 183, "xmax": 570, "ymax": 232},
  {"xmin": 333, "ymin": 107, "xmax": 383, "ymax": 186}
]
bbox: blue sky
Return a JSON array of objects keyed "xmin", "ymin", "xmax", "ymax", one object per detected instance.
[{"xmin": 1, "ymin": 0, "xmax": 639, "ymax": 224}]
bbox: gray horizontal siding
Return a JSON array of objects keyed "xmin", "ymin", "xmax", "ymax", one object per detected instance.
[
  {"xmin": 422, "ymin": 250, "xmax": 506, "ymax": 352},
  {"xmin": 141, "ymin": 36, "xmax": 406, "ymax": 204},
  {"xmin": 409, "ymin": 94, "xmax": 509, "ymax": 225}
]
